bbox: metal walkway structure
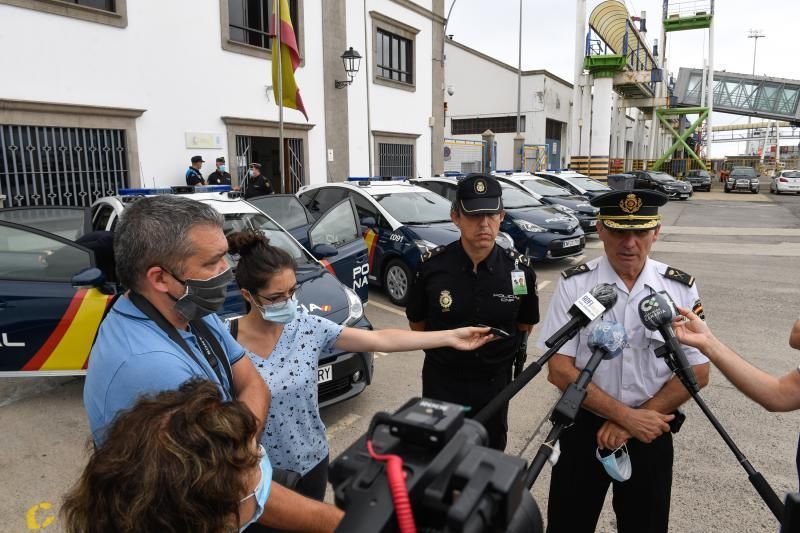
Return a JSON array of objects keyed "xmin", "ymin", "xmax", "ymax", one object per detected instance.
[{"xmin": 675, "ymin": 67, "xmax": 800, "ymax": 123}]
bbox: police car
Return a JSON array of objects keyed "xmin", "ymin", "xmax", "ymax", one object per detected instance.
[
  {"xmin": 534, "ymin": 170, "xmax": 612, "ymax": 199},
  {"xmin": 246, "ymin": 193, "xmax": 370, "ymax": 303},
  {"xmin": 411, "ymin": 176, "xmax": 586, "ymax": 262},
  {"xmin": 0, "ymin": 186, "xmax": 373, "ymax": 407},
  {"xmin": 491, "ymin": 172, "xmax": 599, "ymax": 234},
  {"xmin": 297, "ymin": 178, "xmax": 514, "ymax": 306}
]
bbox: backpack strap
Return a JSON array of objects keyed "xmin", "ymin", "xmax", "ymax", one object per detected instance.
[{"xmin": 128, "ymin": 292, "xmax": 234, "ymax": 398}]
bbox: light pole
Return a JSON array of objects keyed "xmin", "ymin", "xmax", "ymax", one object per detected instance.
[{"xmin": 747, "ymin": 29, "xmax": 765, "ymax": 154}]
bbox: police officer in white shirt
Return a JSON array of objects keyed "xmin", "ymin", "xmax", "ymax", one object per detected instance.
[{"xmin": 538, "ymin": 190, "xmax": 710, "ymax": 533}]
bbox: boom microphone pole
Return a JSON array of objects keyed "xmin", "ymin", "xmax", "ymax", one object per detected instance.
[
  {"xmin": 474, "ymin": 284, "xmax": 618, "ymax": 428},
  {"xmin": 524, "ymin": 321, "xmax": 627, "ymax": 488},
  {"xmin": 638, "ymin": 292, "xmax": 785, "ymax": 522}
]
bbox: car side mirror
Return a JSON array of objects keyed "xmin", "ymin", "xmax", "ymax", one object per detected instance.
[
  {"xmin": 360, "ymin": 216, "xmax": 376, "ymax": 227},
  {"xmin": 72, "ymin": 267, "xmax": 105, "ymax": 288},
  {"xmin": 311, "ymin": 243, "xmax": 338, "ymax": 259}
]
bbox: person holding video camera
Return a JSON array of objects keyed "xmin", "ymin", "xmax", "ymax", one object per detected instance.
[
  {"xmin": 538, "ymin": 190, "xmax": 710, "ymax": 533},
  {"xmin": 406, "ymin": 173, "xmax": 539, "ymax": 452},
  {"xmin": 673, "ymin": 308, "xmax": 800, "ymax": 485}
]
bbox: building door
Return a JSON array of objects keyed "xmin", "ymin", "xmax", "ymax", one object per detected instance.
[
  {"xmin": 235, "ymin": 135, "xmax": 304, "ymax": 193},
  {"xmin": 545, "ymin": 119, "xmax": 563, "ymax": 171}
]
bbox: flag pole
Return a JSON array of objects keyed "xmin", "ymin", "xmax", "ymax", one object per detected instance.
[{"xmin": 276, "ymin": 0, "xmax": 284, "ymax": 192}]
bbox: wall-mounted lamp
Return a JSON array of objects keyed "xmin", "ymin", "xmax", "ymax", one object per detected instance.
[{"xmin": 335, "ymin": 47, "xmax": 362, "ymax": 89}]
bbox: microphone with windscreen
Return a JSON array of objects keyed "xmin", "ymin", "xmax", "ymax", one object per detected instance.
[
  {"xmin": 544, "ymin": 283, "xmax": 618, "ymax": 348},
  {"xmin": 524, "ymin": 321, "xmax": 627, "ymax": 488},
  {"xmin": 637, "ymin": 291, "xmax": 699, "ymax": 392}
]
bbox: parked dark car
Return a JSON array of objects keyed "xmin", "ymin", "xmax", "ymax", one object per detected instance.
[
  {"xmin": 630, "ymin": 171, "xmax": 693, "ymax": 200},
  {"xmin": 724, "ymin": 167, "xmax": 760, "ymax": 194},
  {"xmin": 685, "ymin": 170, "xmax": 712, "ymax": 191}
]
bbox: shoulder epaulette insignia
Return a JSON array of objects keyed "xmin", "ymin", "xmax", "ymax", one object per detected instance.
[
  {"xmin": 504, "ymin": 247, "xmax": 532, "ymax": 268},
  {"xmin": 663, "ymin": 266, "xmax": 695, "ymax": 287},
  {"xmin": 561, "ymin": 263, "xmax": 590, "ymax": 279},
  {"xmin": 421, "ymin": 246, "xmax": 446, "ymax": 262}
]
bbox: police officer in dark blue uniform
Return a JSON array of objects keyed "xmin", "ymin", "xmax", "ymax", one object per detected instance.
[
  {"xmin": 185, "ymin": 155, "xmax": 205, "ymax": 186},
  {"xmin": 406, "ymin": 173, "xmax": 539, "ymax": 451}
]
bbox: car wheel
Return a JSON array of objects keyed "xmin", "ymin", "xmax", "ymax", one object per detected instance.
[
  {"xmin": 383, "ymin": 259, "xmax": 411, "ymax": 306},
  {"xmin": 752, "ymin": 189, "xmax": 759, "ymax": 194}
]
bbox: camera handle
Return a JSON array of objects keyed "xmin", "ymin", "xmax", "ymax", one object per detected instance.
[{"xmin": 654, "ymin": 344, "xmax": 785, "ymax": 522}]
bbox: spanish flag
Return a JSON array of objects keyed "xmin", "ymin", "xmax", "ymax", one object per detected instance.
[{"xmin": 271, "ymin": 0, "xmax": 308, "ymax": 120}]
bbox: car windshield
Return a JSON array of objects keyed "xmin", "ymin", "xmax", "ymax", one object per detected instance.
[
  {"xmin": 373, "ymin": 191, "xmax": 453, "ymax": 224},
  {"xmin": 501, "ymin": 184, "xmax": 544, "ymax": 208},
  {"xmin": 647, "ymin": 172, "xmax": 675, "ymax": 183},
  {"xmin": 783, "ymin": 171, "xmax": 800, "ymax": 178},
  {"xmin": 519, "ymin": 178, "xmax": 571, "ymax": 197},
  {"xmin": 564, "ymin": 176, "xmax": 611, "ymax": 191},
  {"xmin": 248, "ymin": 196, "xmax": 311, "ymax": 229},
  {"xmin": 693, "ymin": 171, "xmax": 710, "ymax": 178},
  {"xmin": 731, "ymin": 168, "xmax": 757, "ymax": 177},
  {"xmin": 220, "ymin": 212, "xmax": 310, "ymax": 264}
]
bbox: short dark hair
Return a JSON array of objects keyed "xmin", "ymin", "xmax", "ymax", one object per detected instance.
[
  {"xmin": 61, "ymin": 379, "xmax": 259, "ymax": 533},
  {"xmin": 228, "ymin": 230, "xmax": 296, "ymax": 310},
  {"xmin": 114, "ymin": 196, "xmax": 223, "ymax": 291}
]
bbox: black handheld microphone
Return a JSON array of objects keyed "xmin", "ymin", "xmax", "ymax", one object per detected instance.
[
  {"xmin": 545, "ymin": 283, "xmax": 618, "ymax": 348},
  {"xmin": 638, "ymin": 291, "xmax": 699, "ymax": 392}
]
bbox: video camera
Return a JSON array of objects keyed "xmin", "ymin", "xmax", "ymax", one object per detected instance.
[{"xmin": 329, "ymin": 397, "xmax": 543, "ymax": 533}]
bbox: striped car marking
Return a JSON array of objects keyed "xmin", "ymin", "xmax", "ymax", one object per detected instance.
[
  {"xmin": 21, "ymin": 289, "xmax": 110, "ymax": 371},
  {"xmin": 319, "ymin": 259, "xmax": 335, "ymax": 275},
  {"xmin": 363, "ymin": 228, "xmax": 378, "ymax": 269}
]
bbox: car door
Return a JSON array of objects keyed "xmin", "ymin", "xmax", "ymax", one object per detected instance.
[
  {"xmin": 349, "ymin": 192, "xmax": 395, "ymax": 285},
  {"xmin": 307, "ymin": 197, "xmax": 369, "ymax": 302},
  {"xmin": 0, "ymin": 220, "xmax": 110, "ymax": 375}
]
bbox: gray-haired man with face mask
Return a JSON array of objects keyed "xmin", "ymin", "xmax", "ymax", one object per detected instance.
[{"xmin": 84, "ymin": 195, "xmax": 344, "ymax": 532}]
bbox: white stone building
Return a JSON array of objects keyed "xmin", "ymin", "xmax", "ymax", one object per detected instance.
[
  {"xmin": 0, "ymin": 0, "xmax": 446, "ymax": 207},
  {"xmin": 443, "ymin": 37, "xmax": 650, "ymax": 174}
]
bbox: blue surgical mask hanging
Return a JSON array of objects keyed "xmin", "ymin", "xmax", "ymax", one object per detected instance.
[
  {"xmin": 239, "ymin": 448, "xmax": 272, "ymax": 531},
  {"xmin": 596, "ymin": 443, "xmax": 632, "ymax": 482}
]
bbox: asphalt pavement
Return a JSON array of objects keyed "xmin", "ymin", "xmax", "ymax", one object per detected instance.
[{"xmin": 1, "ymin": 186, "xmax": 799, "ymax": 532}]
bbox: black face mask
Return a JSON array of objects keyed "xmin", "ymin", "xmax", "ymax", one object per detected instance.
[{"xmin": 165, "ymin": 267, "xmax": 233, "ymax": 320}]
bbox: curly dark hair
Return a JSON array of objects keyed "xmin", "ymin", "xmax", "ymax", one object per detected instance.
[
  {"xmin": 227, "ymin": 230, "xmax": 297, "ymax": 309},
  {"xmin": 61, "ymin": 380, "xmax": 259, "ymax": 533}
]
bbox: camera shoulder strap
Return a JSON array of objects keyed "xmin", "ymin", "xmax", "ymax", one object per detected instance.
[{"xmin": 128, "ymin": 292, "xmax": 233, "ymax": 397}]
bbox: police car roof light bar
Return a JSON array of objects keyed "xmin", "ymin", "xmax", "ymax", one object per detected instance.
[{"xmin": 119, "ymin": 185, "xmax": 232, "ymax": 196}]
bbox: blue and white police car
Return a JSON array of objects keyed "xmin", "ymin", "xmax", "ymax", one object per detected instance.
[
  {"xmin": 492, "ymin": 172, "xmax": 599, "ymax": 234},
  {"xmin": 0, "ymin": 186, "xmax": 373, "ymax": 407},
  {"xmin": 297, "ymin": 178, "xmax": 514, "ymax": 306}
]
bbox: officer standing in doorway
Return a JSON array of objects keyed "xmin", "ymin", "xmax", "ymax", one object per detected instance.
[{"xmin": 406, "ymin": 173, "xmax": 539, "ymax": 451}]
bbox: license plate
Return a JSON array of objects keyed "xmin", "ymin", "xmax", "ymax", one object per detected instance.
[
  {"xmin": 562, "ymin": 238, "xmax": 580, "ymax": 248},
  {"xmin": 318, "ymin": 364, "xmax": 333, "ymax": 384},
  {"xmin": 680, "ymin": 194, "xmax": 689, "ymax": 198}
]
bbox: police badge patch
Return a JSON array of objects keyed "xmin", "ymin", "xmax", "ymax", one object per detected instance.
[
  {"xmin": 439, "ymin": 290, "xmax": 453, "ymax": 311},
  {"xmin": 692, "ymin": 299, "xmax": 705, "ymax": 320},
  {"xmin": 619, "ymin": 193, "xmax": 643, "ymax": 214}
]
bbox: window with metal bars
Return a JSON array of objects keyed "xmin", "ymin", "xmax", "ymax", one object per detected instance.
[
  {"xmin": 0, "ymin": 125, "xmax": 129, "ymax": 208},
  {"xmin": 376, "ymin": 29, "xmax": 413, "ymax": 84},
  {"xmin": 378, "ymin": 143, "xmax": 414, "ymax": 178},
  {"xmin": 70, "ymin": 0, "xmax": 114, "ymax": 10},
  {"xmin": 228, "ymin": 0, "xmax": 299, "ymax": 50},
  {"xmin": 451, "ymin": 116, "xmax": 524, "ymax": 135}
]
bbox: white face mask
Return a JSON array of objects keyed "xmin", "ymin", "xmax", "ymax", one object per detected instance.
[{"xmin": 596, "ymin": 443, "xmax": 632, "ymax": 482}]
